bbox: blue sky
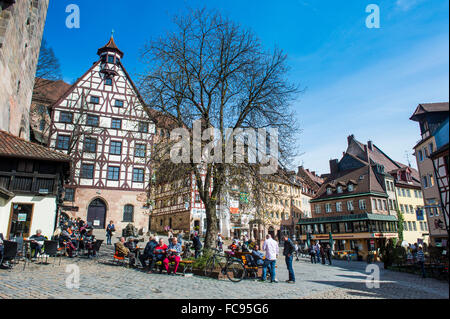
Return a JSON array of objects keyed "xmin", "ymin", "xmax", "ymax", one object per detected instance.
[{"xmin": 42, "ymin": 0, "xmax": 449, "ymax": 174}]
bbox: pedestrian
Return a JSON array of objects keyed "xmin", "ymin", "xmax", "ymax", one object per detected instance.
[
  {"xmin": 320, "ymin": 245, "xmax": 326, "ymax": 265},
  {"xmin": 325, "ymin": 243, "xmax": 332, "ymax": 265},
  {"xmin": 191, "ymin": 232, "xmax": 202, "ymax": 259},
  {"xmin": 260, "ymin": 234, "xmax": 279, "ymax": 283},
  {"xmin": 314, "ymin": 242, "xmax": 321, "ymax": 263},
  {"xmin": 217, "ymin": 233, "xmax": 223, "ymax": 251},
  {"xmin": 309, "ymin": 246, "xmax": 316, "ymax": 264},
  {"xmin": 106, "ymin": 220, "xmax": 115, "ymax": 245},
  {"xmin": 283, "ymin": 235, "xmax": 296, "ymax": 284},
  {"xmin": 416, "ymin": 245, "xmax": 426, "ymax": 278},
  {"xmin": 294, "ymin": 241, "xmax": 299, "ymax": 261},
  {"xmin": 177, "ymin": 230, "xmax": 184, "ymax": 245}
]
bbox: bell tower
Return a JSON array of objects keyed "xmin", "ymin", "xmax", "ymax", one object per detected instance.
[{"xmin": 97, "ymin": 33, "xmax": 124, "ymax": 79}]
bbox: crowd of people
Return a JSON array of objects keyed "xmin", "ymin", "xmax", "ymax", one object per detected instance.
[
  {"xmin": 53, "ymin": 217, "xmax": 97, "ymax": 258},
  {"xmin": 308, "ymin": 241, "xmax": 333, "ymax": 265}
]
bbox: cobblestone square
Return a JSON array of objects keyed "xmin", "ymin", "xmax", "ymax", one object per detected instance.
[{"xmin": 0, "ymin": 243, "xmax": 448, "ymax": 299}]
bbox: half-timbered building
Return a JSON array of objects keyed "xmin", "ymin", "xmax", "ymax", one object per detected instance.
[{"xmin": 48, "ymin": 36, "xmax": 155, "ymax": 232}]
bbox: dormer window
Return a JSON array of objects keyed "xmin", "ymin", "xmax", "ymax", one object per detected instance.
[
  {"xmin": 326, "ymin": 188, "xmax": 332, "ymax": 195},
  {"xmin": 107, "ymin": 55, "xmax": 115, "ymax": 63},
  {"xmin": 337, "ymin": 186, "xmax": 343, "ymax": 194},
  {"xmin": 348, "ymin": 184, "xmax": 354, "ymax": 192}
]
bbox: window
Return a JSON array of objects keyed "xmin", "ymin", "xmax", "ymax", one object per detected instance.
[
  {"xmin": 138, "ymin": 122, "xmax": 149, "ymax": 133},
  {"xmin": 388, "ymin": 199, "xmax": 393, "ymax": 210},
  {"xmin": 402, "ymin": 189, "xmax": 406, "ymax": 197},
  {"xmin": 408, "ymin": 221, "xmax": 412, "ymax": 231},
  {"xmin": 377, "ymin": 199, "xmax": 382, "ymax": 210},
  {"xmin": 359, "ymin": 200, "xmax": 366, "ymax": 210},
  {"xmin": 337, "ymin": 186, "xmax": 343, "ymax": 193},
  {"xmin": 400, "ymin": 204, "xmax": 404, "ymax": 212},
  {"xmin": 428, "ymin": 143, "xmax": 434, "ymax": 155},
  {"xmin": 107, "ymin": 166, "xmax": 120, "ymax": 180},
  {"xmin": 80, "ymin": 164, "xmax": 94, "ymax": 179},
  {"xmin": 348, "ymin": 184, "xmax": 354, "ymax": 192},
  {"xmin": 110, "ymin": 141, "xmax": 122, "ymax": 155},
  {"xmin": 56, "ymin": 135, "xmax": 70, "ymax": 150},
  {"xmin": 336, "ymin": 202, "xmax": 342, "ymax": 212},
  {"xmin": 64, "ymin": 188, "xmax": 75, "ymax": 202},
  {"xmin": 405, "ymin": 205, "xmax": 409, "ymax": 213},
  {"xmin": 132, "ymin": 168, "xmax": 144, "ymax": 182},
  {"xmin": 105, "ymin": 78, "xmax": 113, "ymax": 86},
  {"xmin": 111, "ymin": 118, "xmax": 121, "ymax": 129},
  {"xmin": 326, "ymin": 188, "xmax": 332, "ymax": 195},
  {"xmin": 383, "ymin": 200, "xmax": 387, "ymax": 211},
  {"xmin": 403, "ymin": 221, "xmax": 408, "ymax": 231},
  {"xmin": 422, "ymin": 176, "xmax": 429, "ymax": 188},
  {"xmin": 114, "ymin": 100, "xmax": 124, "ymax": 107},
  {"xmin": 406, "ymin": 189, "xmax": 411, "ymax": 197},
  {"xmin": 412, "ymin": 221, "xmax": 417, "ymax": 231},
  {"xmin": 347, "ymin": 201, "xmax": 354, "ymax": 211},
  {"xmin": 195, "ymin": 194, "xmax": 201, "ymax": 203},
  {"xmin": 134, "ymin": 144, "xmax": 146, "ymax": 157},
  {"xmin": 107, "ymin": 55, "xmax": 115, "ymax": 63},
  {"xmin": 372, "ymin": 199, "xmax": 377, "ymax": 210},
  {"xmin": 38, "ymin": 105, "xmax": 46, "ymax": 114},
  {"xmin": 325, "ymin": 203, "xmax": 332, "ymax": 213},
  {"xmin": 87, "ymin": 115, "xmax": 99, "ymax": 127},
  {"xmin": 39, "ymin": 120, "xmax": 45, "ymax": 131},
  {"xmin": 410, "ymin": 205, "xmax": 414, "ymax": 214},
  {"xmin": 315, "ymin": 205, "xmax": 321, "ymax": 214},
  {"xmin": 59, "ymin": 111, "xmax": 73, "ymax": 123},
  {"xmin": 90, "ymin": 96, "xmax": 100, "ymax": 104},
  {"xmin": 418, "ymin": 150, "xmax": 424, "ymax": 162},
  {"xmin": 123, "ymin": 204, "xmax": 134, "ymax": 222},
  {"xmin": 83, "ymin": 137, "xmax": 97, "ymax": 153},
  {"xmin": 428, "ymin": 174, "xmax": 434, "ymax": 187}
]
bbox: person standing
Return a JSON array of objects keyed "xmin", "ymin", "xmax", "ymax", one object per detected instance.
[
  {"xmin": 260, "ymin": 234, "xmax": 279, "ymax": 283},
  {"xmin": 191, "ymin": 232, "xmax": 202, "ymax": 259},
  {"xmin": 416, "ymin": 245, "xmax": 426, "ymax": 278},
  {"xmin": 314, "ymin": 242, "xmax": 321, "ymax": 264},
  {"xmin": 106, "ymin": 221, "xmax": 115, "ymax": 245},
  {"xmin": 283, "ymin": 235, "xmax": 296, "ymax": 284},
  {"xmin": 309, "ymin": 246, "xmax": 316, "ymax": 264},
  {"xmin": 324, "ymin": 243, "xmax": 332, "ymax": 265},
  {"xmin": 177, "ymin": 230, "xmax": 184, "ymax": 245},
  {"xmin": 320, "ymin": 245, "xmax": 326, "ymax": 265},
  {"xmin": 217, "ymin": 234, "xmax": 224, "ymax": 251}
]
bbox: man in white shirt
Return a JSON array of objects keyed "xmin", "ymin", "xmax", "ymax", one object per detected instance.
[{"xmin": 260, "ymin": 234, "xmax": 279, "ymax": 283}]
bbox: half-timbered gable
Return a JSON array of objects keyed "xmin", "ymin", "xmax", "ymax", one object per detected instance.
[{"xmin": 48, "ymin": 36, "xmax": 154, "ymax": 231}]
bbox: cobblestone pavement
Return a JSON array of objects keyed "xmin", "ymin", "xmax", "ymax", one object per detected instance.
[{"xmin": 0, "ymin": 243, "xmax": 448, "ymax": 299}]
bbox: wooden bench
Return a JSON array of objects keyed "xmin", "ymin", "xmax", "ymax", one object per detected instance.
[
  {"xmin": 154, "ymin": 258, "xmax": 194, "ymax": 276},
  {"xmin": 234, "ymin": 252, "xmax": 262, "ymax": 279}
]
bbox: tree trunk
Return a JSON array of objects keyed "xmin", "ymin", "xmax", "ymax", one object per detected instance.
[{"xmin": 204, "ymin": 202, "xmax": 218, "ymax": 249}]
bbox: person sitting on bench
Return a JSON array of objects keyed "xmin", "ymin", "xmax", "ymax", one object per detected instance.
[
  {"xmin": 163, "ymin": 237, "xmax": 182, "ymax": 275},
  {"xmin": 151, "ymin": 238, "xmax": 168, "ymax": 273},
  {"xmin": 139, "ymin": 235, "xmax": 158, "ymax": 271}
]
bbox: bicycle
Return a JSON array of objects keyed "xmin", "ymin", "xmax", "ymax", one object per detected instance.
[{"xmin": 204, "ymin": 248, "xmax": 246, "ymax": 282}]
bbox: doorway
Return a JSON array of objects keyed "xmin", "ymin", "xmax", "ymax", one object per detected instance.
[
  {"xmin": 87, "ymin": 198, "xmax": 107, "ymax": 229},
  {"xmin": 8, "ymin": 203, "xmax": 34, "ymax": 239}
]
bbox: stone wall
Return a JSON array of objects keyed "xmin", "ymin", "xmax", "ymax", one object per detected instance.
[
  {"xmin": 0, "ymin": 0, "xmax": 49, "ymax": 139},
  {"xmin": 62, "ymin": 188, "xmax": 150, "ymax": 233}
]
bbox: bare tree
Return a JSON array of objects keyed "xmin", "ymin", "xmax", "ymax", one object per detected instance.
[
  {"xmin": 35, "ymin": 39, "xmax": 62, "ymax": 88},
  {"xmin": 140, "ymin": 8, "xmax": 300, "ymax": 249}
]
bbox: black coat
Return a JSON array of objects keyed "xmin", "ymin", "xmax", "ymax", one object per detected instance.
[
  {"xmin": 193, "ymin": 236, "xmax": 202, "ymax": 249},
  {"xmin": 283, "ymin": 239, "xmax": 295, "ymax": 256},
  {"xmin": 143, "ymin": 240, "xmax": 158, "ymax": 257}
]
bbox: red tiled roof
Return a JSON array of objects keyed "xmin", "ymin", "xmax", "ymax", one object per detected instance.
[
  {"xmin": 0, "ymin": 130, "xmax": 71, "ymax": 162},
  {"xmin": 97, "ymin": 36, "xmax": 124, "ymax": 58}
]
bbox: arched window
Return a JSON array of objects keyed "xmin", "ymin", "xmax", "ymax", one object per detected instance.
[{"xmin": 123, "ymin": 204, "xmax": 134, "ymax": 222}]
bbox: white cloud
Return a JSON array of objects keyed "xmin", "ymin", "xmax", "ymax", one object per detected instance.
[{"xmin": 395, "ymin": 0, "xmax": 423, "ymax": 11}]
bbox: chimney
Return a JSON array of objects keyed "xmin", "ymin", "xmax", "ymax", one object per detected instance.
[
  {"xmin": 298, "ymin": 166, "xmax": 303, "ymax": 174},
  {"xmin": 364, "ymin": 145, "xmax": 370, "ymax": 162},
  {"xmin": 367, "ymin": 141, "xmax": 373, "ymax": 151},
  {"xmin": 329, "ymin": 159, "xmax": 339, "ymax": 175},
  {"xmin": 347, "ymin": 134, "xmax": 355, "ymax": 146},
  {"xmin": 311, "ymin": 171, "xmax": 316, "ymax": 176}
]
